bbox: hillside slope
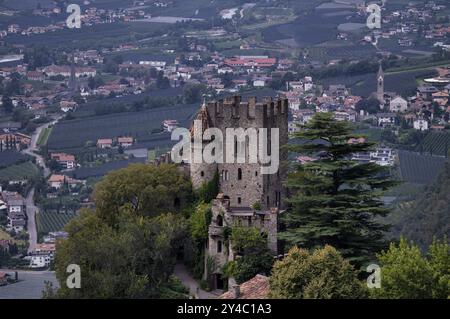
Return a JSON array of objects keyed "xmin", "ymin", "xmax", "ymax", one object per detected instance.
[{"xmin": 391, "ymin": 161, "xmax": 450, "ymax": 249}]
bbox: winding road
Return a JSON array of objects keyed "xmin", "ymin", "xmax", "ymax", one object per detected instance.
[{"xmin": 23, "ymin": 116, "xmax": 61, "ymax": 253}]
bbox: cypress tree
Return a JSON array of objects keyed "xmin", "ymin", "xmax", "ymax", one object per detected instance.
[{"xmin": 281, "ymin": 112, "xmax": 397, "ymax": 266}]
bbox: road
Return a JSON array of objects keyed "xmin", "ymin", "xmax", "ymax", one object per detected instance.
[
  {"xmin": 0, "ymin": 269, "xmax": 58, "ymax": 299},
  {"xmin": 23, "ymin": 117, "xmax": 60, "ymax": 178},
  {"xmin": 25, "ymin": 188, "xmax": 38, "ymax": 253},
  {"xmin": 173, "ymin": 263, "xmax": 218, "ymax": 299},
  {"xmin": 22, "ymin": 116, "xmax": 62, "ymax": 253}
]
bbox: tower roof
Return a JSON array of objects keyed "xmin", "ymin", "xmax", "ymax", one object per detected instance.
[
  {"xmin": 189, "ymin": 104, "xmax": 211, "ymax": 139},
  {"xmin": 377, "ymin": 62, "xmax": 384, "ymax": 77}
]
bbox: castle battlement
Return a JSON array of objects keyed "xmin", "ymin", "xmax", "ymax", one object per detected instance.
[{"xmin": 206, "ymin": 96, "xmax": 288, "ymax": 124}]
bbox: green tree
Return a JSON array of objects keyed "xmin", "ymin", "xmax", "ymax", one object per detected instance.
[
  {"xmin": 93, "ymin": 163, "xmax": 192, "ymax": 225},
  {"xmin": 189, "ymin": 202, "xmax": 212, "ymax": 243},
  {"xmin": 54, "ymin": 210, "xmax": 188, "ymax": 298},
  {"xmin": 371, "ymin": 238, "xmax": 449, "ymax": 299},
  {"xmin": 196, "ymin": 169, "xmax": 219, "ymax": 203},
  {"xmin": 282, "ymin": 112, "xmax": 396, "ymax": 266},
  {"xmin": 269, "ymin": 245, "xmax": 367, "ymax": 299},
  {"xmin": 183, "ymin": 83, "xmax": 206, "ymax": 104},
  {"xmin": 228, "ymin": 227, "xmax": 274, "ymax": 284},
  {"xmin": 1, "ymin": 95, "xmax": 14, "ymax": 113},
  {"xmin": 187, "ymin": 202, "xmax": 212, "ymax": 279}
]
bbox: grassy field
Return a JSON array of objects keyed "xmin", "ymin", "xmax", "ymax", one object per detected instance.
[
  {"xmin": 37, "ymin": 127, "xmax": 52, "ymax": 147},
  {"xmin": 0, "ymin": 161, "xmax": 40, "ymax": 182}
]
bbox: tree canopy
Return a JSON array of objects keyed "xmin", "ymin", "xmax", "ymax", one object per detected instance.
[
  {"xmin": 269, "ymin": 245, "xmax": 367, "ymax": 299},
  {"xmin": 281, "ymin": 112, "xmax": 396, "ymax": 266},
  {"xmin": 371, "ymin": 238, "xmax": 449, "ymax": 299},
  {"xmin": 51, "ymin": 164, "xmax": 194, "ymax": 298},
  {"xmin": 93, "ymin": 163, "xmax": 192, "ymax": 225}
]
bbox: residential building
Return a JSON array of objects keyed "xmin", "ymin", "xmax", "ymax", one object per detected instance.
[
  {"xmin": 50, "ymin": 153, "xmax": 76, "ymax": 169},
  {"xmin": 97, "ymin": 138, "xmax": 113, "ymax": 149},
  {"xmin": 389, "ymin": 96, "xmax": 408, "ymax": 112},
  {"xmin": 413, "ymin": 118, "xmax": 429, "ymax": 131},
  {"xmin": 118, "ymin": 137, "xmax": 134, "ymax": 148}
]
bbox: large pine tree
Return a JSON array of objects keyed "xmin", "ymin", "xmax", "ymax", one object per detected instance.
[{"xmin": 281, "ymin": 112, "xmax": 396, "ymax": 266}]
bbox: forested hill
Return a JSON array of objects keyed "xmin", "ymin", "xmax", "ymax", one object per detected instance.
[{"xmin": 393, "ymin": 161, "xmax": 450, "ymax": 250}]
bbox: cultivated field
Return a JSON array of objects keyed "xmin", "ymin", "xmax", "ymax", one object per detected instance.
[
  {"xmin": 397, "ymin": 150, "xmax": 447, "ymax": 184},
  {"xmin": 47, "ymin": 104, "xmax": 198, "ymax": 151},
  {"xmin": 36, "ymin": 211, "xmax": 78, "ymax": 235},
  {"xmin": 0, "ymin": 161, "xmax": 40, "ymax": 182},
  {"xmin": 416, "ymin": 131, "xmax": 450, "ymax": 157},
  {"xmin": 0, "ymin": 151, "xmax": 29, "ymax": 168}
]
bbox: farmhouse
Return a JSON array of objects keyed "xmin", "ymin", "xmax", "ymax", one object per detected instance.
[
  {"xmin": 97, "ymin": 138, "xmax": 113, "ymax": 149},
  {"xmin": 163, "ymin": 120, "xmax": 179, "ymax": 132},
  {"xmin": 48, "ymin": 174, "xmax": 65, "ymax": 189},
  {"xmin": 0, "ymin": 132, "xmax": 31, "ymax": 149},
  {"xmin": 1, "ymin": 191, "xmax": 26, "ymax": 232},
  {"xmin": 413, "ymin": 118, "xmax": 429, "ymax": 131},
  {"xmin": 48, "ymin": 174, "xmax": 84, "ymax": 190},
  {"xmin": 224, "ymin": 56, "xmax": 277, "ymax": 69},
  {"xmin": 34, "ymin": 243, "xmax": 56, "ymax": 255},
  {"xmin": 60, "ymin": 101, "xmax": 77, "ymax": 112},
  {"xmin": 117, "ymin": 137, "xmax": 134, "ymax": 148},
  {"xmin": 50, "ymin": 153, "xmax": 76, "ymax": 169},
  {"xmin": 42, "ymin": 65, "xmax": 96, "ymax": 78}
]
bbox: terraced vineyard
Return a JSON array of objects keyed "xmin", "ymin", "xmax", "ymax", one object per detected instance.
[
  {"xmin": 0, "ymin": 161, "xmax": 40, "ymax": 182},
  {"xmin": 416, "ymin": 131, "xmax": 450, "ymax": 157},
  {"xmin": 36, "ymin": 211, "xmax": 78, "ymax": 235},
  {"xmin": 397, "ymin": 150, "xmax": 446, "ymax": 184},
  {"xmin": 47, "ymin": 104, "xmax": 198, "ymax": 150}
]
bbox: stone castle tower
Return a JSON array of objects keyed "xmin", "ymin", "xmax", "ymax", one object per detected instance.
[
  {"xmin": 377, "ymin": 63, "xmax": 384, "ymax": 105},
  {"xmin": 188, "ymin": 96, "xmax": 288, "ymax": 290},
  {"xmin": 190, "ymin": 95, "xmax": 288, "ymax": 209}
]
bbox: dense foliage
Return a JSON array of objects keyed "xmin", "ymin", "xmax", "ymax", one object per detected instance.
[
  {"xmin": 393, "ymin": 161, "xmax": 450, "ymax": 250},
  {"xmin": 269, "ymin": 246, "xmax": 367, "ymax": 299},
  {"xmin": 371, "ymin": 238, "xmax": 449, "ymax": 299},
  {"xmin": 282, "ymin": 112, "xmax": 396, "ymax": 266},
  {"xmin": 93, "ymin": 164, "xmax": 192, "ymax": 224},
  {"xmin": 52, "ymin": 164, "xmax": 193, "ymax": 298},
  {"xmin": 227, "ymin": 227, "xmax": 274, "ymax": 284}
]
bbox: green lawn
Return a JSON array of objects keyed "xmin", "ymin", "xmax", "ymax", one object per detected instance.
[{"xmin": 37, "ymin": 127, "xmax": 52, "ymax": 147}]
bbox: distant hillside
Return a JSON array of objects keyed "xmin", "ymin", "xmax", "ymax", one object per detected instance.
[
  {"xmin": 397, "ymin": 150, "xmax": 446, "ymax": 184},
  {"xmin": 416, "ymin": 131, "xmax": 450, "ymax": 157},
  {"xmin": 390, "ymin": 161, "xmax": 450, "ymax": 250}
]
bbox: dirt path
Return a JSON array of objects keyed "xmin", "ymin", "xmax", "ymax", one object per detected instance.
[{"xmin": 173, "ymin": 263, "xmax": 218, "ymax": 299}]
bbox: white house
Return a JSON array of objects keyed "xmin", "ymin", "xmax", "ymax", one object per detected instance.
[
  {"xmin": 30, "ymin": 255, "xmax": 51, "ymax": 269},
  {"xmin": 413, "ymin": 119, "xmax": 429, "ymax": 131},
  {"xmin": 377, "ymin": 113, "xmax": 396, "ymax": 127},
  {"xmin": 389, "ymin": 96, "xmax": 408, "ymax": 112},
  {"xmin": 370, "ymin": 148, "xmax": 395, "ymax": 166}
]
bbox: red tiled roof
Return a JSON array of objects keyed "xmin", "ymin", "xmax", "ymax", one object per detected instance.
[{"xmin": 219, "ymin": 275, "xmax": 269, "ymax": 299}]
